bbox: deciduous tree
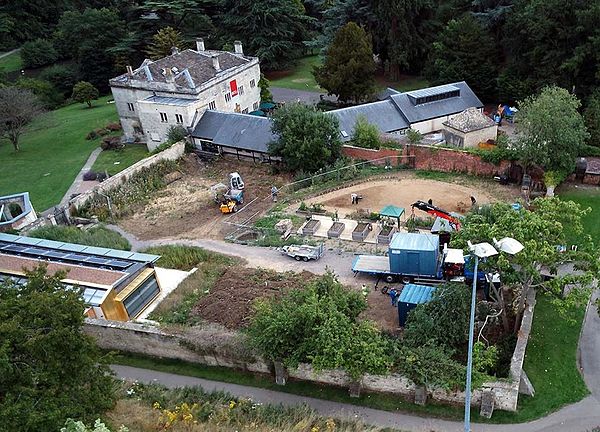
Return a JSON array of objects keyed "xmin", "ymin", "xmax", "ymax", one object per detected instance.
[
  {"xmin": 72, "ymin": 81, "xmax": 100, "ymax": 108},
  {"xmin": 514, "ymin": 86, "xmax": 588, "ymax": 175},
  {"xmin": 270, "ymin": 103, "xmax": 341, "ymax": 172},
  {"xmin": 352, "ymin": 115, "xmax": 380, "ymax": 149},
  {"xmin": 584, "ymin": 90, "xmax": 600, "ymax": 147},
  {"xmin": 314, "ymin": 22, "xmax": 376, "ymax": 103},
  {"xmin": 0, "ymin": 87, "xmax": 44, "ymax": 151},
  {"xmin": 20, "ymin": 38, "xmax": 59, "ymax": 68},
  {"xmin": 0, "ymin": 266, "xmax": 116, "ymax": 432}
]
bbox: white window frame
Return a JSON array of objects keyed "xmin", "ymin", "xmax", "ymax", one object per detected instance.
[
  {"xmin": 127, "ymin": 102, "xmax": 135, "ymax": 112},
  {"xmin": 175, "ymin": 113, "xmax": 183, "ymax": 124},
  {"xmin": 160, "ymin": 112, "xmax": 168, "ymax": 123},
  {"xmin": 250, "ymin": 79, "xmax": 256, "ymax": 88},
  {"xmin": 242, "ymin": 108, "xmax": 248, "ymax": 114},
  {"xmin": 239, "ymin": 85, "xmax": 244, "ymax": 96},
  {"xmin": 208, "ymin": 101, "xmax": 216, "ymax": 110},
  {"xmin": 253, "ymin": 102, "xmax": 259, "ymax": 111},
  {"xmin": 225, "ymin": 92, "xmax": 232, "ymax": 103}
]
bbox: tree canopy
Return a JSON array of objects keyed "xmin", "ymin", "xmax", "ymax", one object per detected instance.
[
  {"xmin": 269, "ymin": 103, "xmax": 341, "ymax": 173},
  {"xmin": 0, "ymin": 266, "xmax": 116, "ymax": 432},
  {"xmin": 146, "ymin": 26, "xmax": 186, "ymax": 60},
  {"xmin": 514, "ymin": 86, "xmax": 588, "ymax": 175},
  {"xmin": 314, "ymin": 22, "xmax": 376, "ymax": 103},
  {"xmin": 0, "ymin": 87, "xmax": 44, "ymax": 151},
  {"xmin": 72, "ymin": 81, "xmax": 100, "ymax": 108},
  {"xmin": 351, "ymin": 115, "xmax": 381, "ymax": 149}
]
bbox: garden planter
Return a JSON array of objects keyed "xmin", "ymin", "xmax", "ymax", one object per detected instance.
[
  {"xmin": 377, "ymin": 225, "xmax": 397, "ymax": 244},
  {"xmin": 327, "ymin": 222, "xmax": 345, "ymax": 238},
  {"xmin": 352, "ymin": 222, "xmax": 371, "ymax": 241},
  {"xmin": 301, "ymin": 219, "xmax": 321, "ymax": 235}
]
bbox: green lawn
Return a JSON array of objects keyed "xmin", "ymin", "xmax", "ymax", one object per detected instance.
[
  {"xmin": 0, "ymin": 50, "xmax": 23, "ymax": 73},
  {"xmin": 267, "ymin": 55, "xmax": 323, "ymax": 92},
  {"xmin": 0, "ymin": 96, "xmax": 118, "ymax": 211},
  {"xmin": 92, "ymin": 144, "xmax": 149, "ymax": 176},
  {"xmin": 559, "ymin": 186, "xmax": 600, "ymax": 241}
]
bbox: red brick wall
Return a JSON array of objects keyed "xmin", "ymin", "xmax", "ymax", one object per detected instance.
[{"xmin": 342, "ymin": 144, "xmax": 510, "ymax": 177}]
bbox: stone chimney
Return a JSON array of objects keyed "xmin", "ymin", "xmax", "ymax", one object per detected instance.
[
  {"xmin": 126, "ymin": 65, "xmax": 133, "ymax": 76},
  {"xmin": 196, "ymin": 38, "xmax": 205, "ymax": 52},
  {"xmin": 234, "ymin": 40, "xmax": 243, "ymax": 55},
  {"xmin": 164, "ymin": 67, "xmax": 175, "ymax": 83},
  {"xmin": 212, "ymin": 55, "xmax": 221, "ymax": 72},
  {"xmin": 171, "ymin": 46, "xmax": 179, "ymax": 55}
]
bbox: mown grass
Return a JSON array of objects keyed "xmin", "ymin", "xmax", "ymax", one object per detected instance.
[
  {"xmin": 92, "ymin": 144, "xmax": 148, "ymax": 176},
  {"xmin": 143, "ymin": 246, "xmax": 234, "ymax": 325},
  {"xmin": 267, "ymin": 55, "xmax": 323, "ymax": 92},
  {"xmin": 559, "ymin": 186, "xmax": 600, "ymax": 241},
  {"xmin": 0, "ymin": 96, "xmax": 118, "ymax": 211},
  {"xmin": 27, "ymin": 225, "xmax": 131, "ymax": 250},
  {"xmin": 375, "ymin": 75, "xmax": 429, "ymax": 93},
  {"xmin": 0, "ymin": 50, "xmax": 23, "ymax": 73}
]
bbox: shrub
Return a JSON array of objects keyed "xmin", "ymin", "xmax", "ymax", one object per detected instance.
[
  {"xmin": 106, "ymin": 122, "xmax": 122, "ymax": 131},
  {"xmin": 86, "ymin": 130, "xmax": 99, "ymax": 140},
  {"xmin": 28, "ymin": 225, "xmax": 131, "ymax": 250},
  {"xmin": 16, "ymin": 77, "xmax": 64, "ymax": 109},
  {"xmin": 83, "ymin": 170, "xmax": 98, "ymax": 181},
  {"xmin": 141, "ymin": 245, "xmax": 232, "ymax": 271},
  {"xmin": 21, "ymin": 39, "xmax": 58, "ymax": 68},
  {"xmin": 407, "ymin": 128, "xmax": 423, "ymax": 145},
  {"xmin": 39, "ymin": 64, "xmax": 78, "ymax": 96},
  {"xmin": 72, "ymin": 81, "xmax": 99, "ymax": 108},
  {"xmin": 352, "ymin": 115, "xmax": 381, "ymax": 149},
  {"xmin": 101, "ymin": 136, "xmax": 123, "ymax": 151},
  {"xmin": 167, "ymin": 125, "xmax": 188, "ymax": 143}
]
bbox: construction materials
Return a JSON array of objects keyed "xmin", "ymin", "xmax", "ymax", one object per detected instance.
[
  {"xmin": 219, "ymin": 200, "xmax": 237, "ymax": 214},
  {"xmin": 280, "ymin": 243, "xmax": 325, "ymax": 261}
]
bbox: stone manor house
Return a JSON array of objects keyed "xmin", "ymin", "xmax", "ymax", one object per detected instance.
[{"xmin": 110, "ymin": 39, "xmax": 261, "ymax": 150}]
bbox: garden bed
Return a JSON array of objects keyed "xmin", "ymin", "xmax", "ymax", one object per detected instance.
[
  {"xmin": 301, "ymin": 218, "xmax": 321, "ymax": 235},
  {"xmin": 327, "ymin": 221, "xmax": 345, "ymax": 238},
  {"xmin": 352, "ymin": 222, "xmax": 371, "ymax": 241},
  {"xmin": 377, "ymin": 225, "xmax": 397, "ymax": 244}
]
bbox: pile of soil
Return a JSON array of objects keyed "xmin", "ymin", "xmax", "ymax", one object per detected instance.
[{"xmin": 191, "ymin": 267, "xmax": 315, "ymax": 329}]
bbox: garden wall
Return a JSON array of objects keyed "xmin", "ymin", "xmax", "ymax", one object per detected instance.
[
  {"xmin": 70, "ymin": 141, "xmax": 185, "ymax": 210},
  {"xmin": 86, "ymin": 290, "xmax": 537, "ymax": 414},
  {"xmin": 341, "ymin": 144, "xmax": 510, "ymax": 176}
]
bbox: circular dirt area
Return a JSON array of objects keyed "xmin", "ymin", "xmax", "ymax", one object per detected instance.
[{"xmin": 307, "ymin": 178, "xmax": 496, "ymax": 217}]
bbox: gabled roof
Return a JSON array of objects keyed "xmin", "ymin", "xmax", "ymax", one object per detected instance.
[
  {"xmin": 443, "ymin": 107, "xmax": 495, "ymax": 133},
  {"xmin": 327, "ymin": 100, "xmax": 409, "ymax": 142},
  {"xmin": 379, "ymin": 205, "xmax": 405, "ymax": 219},
  {"xmin": 191, "ymin": 111, "xmax": 276, "ymax": 153},
  {"xmin": 398, "ymin": 283, "xmax": 436, "ymax": 305},
  {"xmin": 389, "ymin": 81, "xmax": 483, "ymax": 124},
  {"xmin": 111, "ymin": 49, "xmax": 253, "ymax": 90}
]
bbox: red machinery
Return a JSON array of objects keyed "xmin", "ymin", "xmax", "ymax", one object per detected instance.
[{"xmin": 411, "ymin": 200, "xmax": 462, "ymax": 231}]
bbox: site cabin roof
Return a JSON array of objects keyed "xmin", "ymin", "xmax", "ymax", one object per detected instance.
[
  {"xmin": 110, "ymin": 49, "xmax": 254, "ymax": 90},
  {"xmin": 0, "ymin": 192, "xmax": 34, "ymax": 226},
  {"xmin": 443, "ymin": 107, "xmax": 496, "ymax": 133},
  {"xmin": 444, "ymin": 248, "xmax": 465, "ymax": 264},
  {"xmin": 389, "ymin": 232, "xmax": 440, "ymax": 252},
  {"xmin": 379, "ymin": 205, "xmax": 405, "ymax": 219},
  {"xmin": 398, "ymin": 283, "xmax": 436, "ymax": 305},
  {"xmin": 191, "ymin": 110, "xmax": 276, "ymax": 153}
]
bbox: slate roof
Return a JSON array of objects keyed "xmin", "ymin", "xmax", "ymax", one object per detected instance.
[
  {"xmin": 191, "ymin": 111, "xmax": 276, "ymax": 153},
  {"xmin": 328, "ymin": 100, "xmax": 409, "ymax": 142},
  {"xmin": 111, "ymin": 49, "xmax": 252, "ymax": 90},
  {"xmin": 388, "ymin": 81, "xmax": 483, "ymax": 124},
  {"xmin": 443, "ymin": 107, "xmax": 495, "ymax": 133},
  {"xmin": 327, "ymin": 81, "xmax": 483, "ymax": 141}
]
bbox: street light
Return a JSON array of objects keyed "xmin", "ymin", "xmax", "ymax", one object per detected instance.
[{"xmin": 464, "ymin": 237, "xmax": 524, "ymax": 432}]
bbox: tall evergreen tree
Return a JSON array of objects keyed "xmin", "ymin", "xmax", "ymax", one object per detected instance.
[
  {"xmin": 219, "ymin": 0, "xmax": 314, "ymax": 70},
  {"xmin": 146, "ymin": 26, "xmax": 186, "ymax": 59},
  {"xmin": 426, "ymin": 15, "xmax": 499, "ymax": 101},
  {"xmin": 314, "ymin": 22, "xmax": 376, "ymax": 103}
]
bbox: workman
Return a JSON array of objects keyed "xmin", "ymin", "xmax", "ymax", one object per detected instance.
[
  {"xmin": 271, "ymin": 185, "xmax": 279, "ymax": 202},
  {"xmin": 388, "ymin": 288, "xmax": 399, "ymax": 306},
  {"xmin": 351, "ymin": 193, "xmax": 358, "ymax": 205}
]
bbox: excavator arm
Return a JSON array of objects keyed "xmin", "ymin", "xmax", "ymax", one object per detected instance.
[{"xmin": 411, "ymin": 200, "xmax": 462, "ymax": 230}]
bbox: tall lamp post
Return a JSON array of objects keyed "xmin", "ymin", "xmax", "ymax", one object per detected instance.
[{"xmin": 464, "ymin": 237, "xmax": 524, "ymax": 432}]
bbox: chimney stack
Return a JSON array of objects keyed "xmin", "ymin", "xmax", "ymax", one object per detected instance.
[
  {"xmin": 126, "ymin": 65, "xmax": 133, "ymax": 76},
  {"xmin": 212, "ymin": 55, "xmax": 221, "ymax": 72},
  {"xmin": 196, "ymin": 38, "xmax": 205, "ymax": 52},
  {"xmin": 234, "ymin": 40, "xmax": 243, "ymax": 55},
  {"xmin": 171, "ymin": 46, "xmax": 179, "ymax": 55}
]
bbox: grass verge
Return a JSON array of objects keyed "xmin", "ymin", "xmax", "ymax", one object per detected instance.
[
  {"xmin": 111, "ymin": 291, "xmax": 588, "ymax": 424},
  {"xmin": 267, "ymin": 55, "xmax": 323, "ymax": 92},
  {"xmin": 28, "ymin": 225, "xmax": 131, "ymax": 250},
  {"xmin": 0, "ymin": 96, "xmax": 118, "ymax": 211},
  {"xmin": 559, "ymin": 186, "xmax": 600, "ymax": 240},
  {"xmin": 92, "ymin": 144, "xmax": 149, "ymax": 176},
  {"xmin": 0, "ymin": 50, "xmax": 22, "ymax": 73}
]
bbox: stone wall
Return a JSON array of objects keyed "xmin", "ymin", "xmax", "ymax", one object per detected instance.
[
  {"xmin": 70, "ymin": 141, "xmax": 185, "ymax": 210},
  {"xmin": 341, "ymin": 143, "xmax": 510, "ymax": 176},
  {"xmin": 86, "ymin": 289, "xmax": 538, "ymax": 414}
]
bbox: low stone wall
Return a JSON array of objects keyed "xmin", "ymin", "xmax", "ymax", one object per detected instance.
[
  {"xmin": 70, "ymin": 141, "xmax": 185, "ymax": 210},
  {"xmin": 341, "ymin": 144, "xmax": 510, "ymax": 177},
  {"xmin": 86, "ymin": 289, "xmax": 538, "ymax": 414}
]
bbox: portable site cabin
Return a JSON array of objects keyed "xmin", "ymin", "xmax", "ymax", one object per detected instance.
[
  {"xmin": 388, "ymin": 232, "xmax": 441, "ymax": 278},
  {"xmin": 398, "ymin": 283, "xmax": 436, "ymax": 326}
]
